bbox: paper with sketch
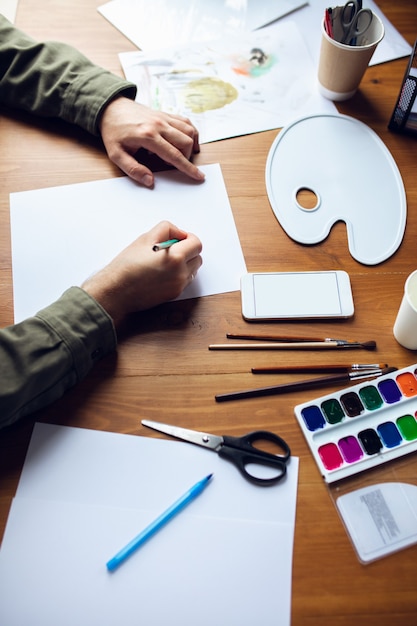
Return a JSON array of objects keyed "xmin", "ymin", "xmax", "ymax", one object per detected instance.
[
  {"xmin": 98, "ymin": 0, "xmax": 307, "ymax": 51},
  {"xmin": 119, "ymin": 21, "xmax": 337, "ymax": 144},
  {"xmin": 0, "ymin": 423, "xmax": 299, "ymax": 625},
  {"xmin": 10, "ymin": 164, "xmax": 246, "ymax": 323}
]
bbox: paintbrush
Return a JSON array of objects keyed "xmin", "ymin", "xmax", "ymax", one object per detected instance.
[
  {"xmin": 215, "ymin": 367, "xmax": 397, "ymax": 402},
  {"xmin": 209, "ymin": 340, "xmax": 376, "ymax": 350},
  {"xmin": 227, "ymin": 333, "xmax": 359, "ymax": 342},
  {"xmin": 251, "ymin": 363, "xmax": 388, "ymax": 374}
]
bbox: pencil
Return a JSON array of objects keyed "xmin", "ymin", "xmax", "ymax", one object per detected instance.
[
  {"xmin": 215, "ymin": 367, "xmax": 397, "ymax": 402},
  {"xmin": 324, "ymin": 7, "xmax": 334, "ymax": 39},
  {"xmin": 152, "ymin": 238, "xmax": 179, "ymax": 251},
  {"xmin": 251, "ymin": 363, "xmax": 388, "ymax": 374}
]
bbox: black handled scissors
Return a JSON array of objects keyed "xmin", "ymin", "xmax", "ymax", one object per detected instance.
[{"xmin": 142, "ymin": 419, "xmax": 291, "ymax": 486}]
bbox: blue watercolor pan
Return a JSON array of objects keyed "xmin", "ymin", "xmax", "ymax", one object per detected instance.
[{"xmin": 294, "ymin": 364, "xmax": 417, "ymax": 483}]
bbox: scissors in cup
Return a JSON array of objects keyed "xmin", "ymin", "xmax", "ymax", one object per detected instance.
[
  {"xmin": 142, "ymin": 419, "xmax": 291, "ymax": 486},
  {"xmin": 341, "ymin": 0, "xmax": 373, "ymax": 45}
]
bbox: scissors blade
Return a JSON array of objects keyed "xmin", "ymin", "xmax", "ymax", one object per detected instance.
[{"xmin": 141, "ymin": 419, "xmax": 224, "ymax": 451}]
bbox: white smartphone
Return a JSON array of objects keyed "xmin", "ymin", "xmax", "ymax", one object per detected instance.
[{"xmin": 240, "ymin": 271, "xmax": 354, "ymax": 321}]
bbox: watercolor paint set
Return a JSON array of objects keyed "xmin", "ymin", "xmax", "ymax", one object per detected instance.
[
  {"xmin": 294, "ymin": 363, "xmax": 417, "ymax": 563},
  {"xmin": 294, "ymin": 363, "xmax": 417, "ymax": 484}
]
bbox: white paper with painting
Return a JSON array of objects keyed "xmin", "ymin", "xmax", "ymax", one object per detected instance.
[{"xmin": 119, "ymin": 21, "xmax": 337, "ymax": 144}]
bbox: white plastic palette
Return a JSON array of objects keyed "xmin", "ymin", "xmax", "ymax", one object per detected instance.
[
  {"xmin": 265, "ymin": 114, "xmax": 406, "ymax": 265},
  {"xmin": 294, "ymin": 364, "xmax": 417, "ymax": 484}
]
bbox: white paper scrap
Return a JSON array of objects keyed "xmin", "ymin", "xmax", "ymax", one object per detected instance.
[{"xmin": 337, "ymin": 482, "xmax": 417, "ymax": 563}]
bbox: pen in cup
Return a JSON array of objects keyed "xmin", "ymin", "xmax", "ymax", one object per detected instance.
[
  {"xmin": 324, "ymin": 7, "xmax": 334, "ymax": 39},
  {"xmin": 152, "ymin": 238, "xmax": 179, "ymax": 251}
]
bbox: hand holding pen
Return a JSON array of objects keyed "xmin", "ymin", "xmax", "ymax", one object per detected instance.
[{"xmin": 82, "ymin": 220, "xmax": 202, "ymax": 322}]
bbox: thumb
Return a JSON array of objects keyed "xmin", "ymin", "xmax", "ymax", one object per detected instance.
[{"xmin": 112, "ymin": 150, "xmax": 155, "ymax": 188}]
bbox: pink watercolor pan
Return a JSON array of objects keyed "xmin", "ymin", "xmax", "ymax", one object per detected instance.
[{"xmin": 294, "ymin": 364, "xmax": 417, "ymax": 483}]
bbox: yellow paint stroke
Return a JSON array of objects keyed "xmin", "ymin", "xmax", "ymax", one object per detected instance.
[{"xmin": 182, "ymin": 77, "xmax": 238, "ymax": 113}]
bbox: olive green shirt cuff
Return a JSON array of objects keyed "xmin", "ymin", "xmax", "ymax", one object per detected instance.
[{"xmin": 0, "ymin": 287, "xmax": 116, "ymax": 428}]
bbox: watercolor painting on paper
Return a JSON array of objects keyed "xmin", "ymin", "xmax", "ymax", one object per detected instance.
[{"xmin": 119, "ymin": 21, "xmax": 337, "ymax": 143}]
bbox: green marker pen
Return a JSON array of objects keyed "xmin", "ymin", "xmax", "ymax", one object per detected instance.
[{"xmin": 152, "ymin": 238, "xmax": 179, "ymax": 251}]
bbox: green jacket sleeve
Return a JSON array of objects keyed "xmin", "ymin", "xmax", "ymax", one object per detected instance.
[
  {"xmin": 0, "ymin": 287, "xmax": 117, "ymax": 429},
  {"xmin": 0, "ymin": 14, "xmax": 137, "ymax": 135}
]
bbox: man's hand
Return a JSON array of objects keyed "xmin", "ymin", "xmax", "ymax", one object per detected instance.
[
  {"xmin": 82, "ymin": 221, "xmax": 203, "ymax": 323},
  {"xmin": 99, "ymin": 97, "xmax": 205, "ymax": 187}
]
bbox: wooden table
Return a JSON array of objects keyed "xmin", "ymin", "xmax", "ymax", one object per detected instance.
[{"xmin": 1, "ymin": 1, "xmax": 417, "ymax": 624}]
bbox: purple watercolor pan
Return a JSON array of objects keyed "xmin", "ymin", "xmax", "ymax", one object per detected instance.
[{"xmin": 294, "ymin": 364, "xmax": 417, "ymax": 483}]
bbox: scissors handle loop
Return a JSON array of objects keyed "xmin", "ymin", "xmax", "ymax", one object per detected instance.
[
  {"xmin": 220, "ymin": 431, "xmax": 291, "ymax": 486},
  {"xmin": 341, "ymin": 2, "xmax": 373, "ymax": 45}
]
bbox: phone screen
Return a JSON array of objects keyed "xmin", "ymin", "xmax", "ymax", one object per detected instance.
[{"xmin": 252, "ymin": 272, "xmax": 343, "ymax": 317}]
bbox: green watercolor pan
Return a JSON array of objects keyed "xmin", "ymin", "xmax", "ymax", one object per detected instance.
[{"xmin": 294, "ymin": 363, "xmax": 417, "ymax": 483}]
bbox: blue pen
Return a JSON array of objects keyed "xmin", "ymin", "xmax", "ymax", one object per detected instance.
[{"xmin": 106, "ymin": 473, "xmax": 213, "ymax": 571}]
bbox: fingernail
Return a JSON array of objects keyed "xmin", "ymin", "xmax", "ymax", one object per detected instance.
[{"xmin": 141, "ymin": 174, "xmax": 154, "ymax": 187}]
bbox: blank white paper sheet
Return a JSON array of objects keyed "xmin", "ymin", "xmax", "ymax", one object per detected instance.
[
  {"xmin": 0, "ymin": 0, "xmax": 18, "ymax": 22},
  {"xmin": 98, "ymin": 0, "xmax": 307, "ymax": 51},
  {"xmin": 10, "ymin": 163, "xmax": 247, "ymax": 323},
  {"xmin": 0, "ymin": 423, "xmax": 299, "ymax": 625}
]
